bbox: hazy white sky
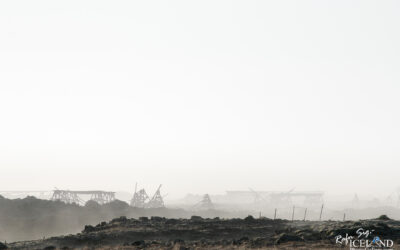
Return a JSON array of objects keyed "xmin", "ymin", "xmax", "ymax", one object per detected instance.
[{"xmin": 0, "ymin": 0, "xmax": 399, "ymax": 198}]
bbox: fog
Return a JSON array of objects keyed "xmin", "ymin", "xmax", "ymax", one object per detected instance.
[{"xmin": 1, "ymin": 0, "xmax": 400, "ymax": 200}]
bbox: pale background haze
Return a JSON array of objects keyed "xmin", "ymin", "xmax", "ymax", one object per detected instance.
[{"xmin": 0, "ymin": 0, "xmax": 399, "ymax": 199}]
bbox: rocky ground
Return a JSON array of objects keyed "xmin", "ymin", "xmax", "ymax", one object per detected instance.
[{"xmin": 5, "ymin": 215, "xmax": 400, "ymax": 249}]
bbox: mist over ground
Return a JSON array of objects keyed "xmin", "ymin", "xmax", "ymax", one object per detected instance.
[
  {"xmin": 1, "ymin": 0, "xmax": 399, "ymax": 200},
  {"xmin": 2, "ymin": 191, "xmax": 400, "ymax": 243}
]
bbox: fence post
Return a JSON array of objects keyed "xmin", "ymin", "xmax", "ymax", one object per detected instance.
[
  {"xmin": 319, "ymin": 204, "xmax": 324, "ymax": 221},
  {"xmin": 291, "ymin": 206, "xmax": 295, "ymax": 222}
]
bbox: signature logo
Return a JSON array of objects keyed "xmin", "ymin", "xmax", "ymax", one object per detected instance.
[{"xmin": 335, "ymin": 228, "xmax": 394, "ymax": 249}]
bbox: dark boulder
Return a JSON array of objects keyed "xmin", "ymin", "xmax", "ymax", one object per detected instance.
[
  {"xmin": 131, "ymin": 240, "xmax": 145, "ymax": 246},
  {"xmin": 82, "ymin": 225, "xmax": 95, "ymax": 233},
  {"xmin": 378, "ymin": 215, "xmax": 391, "ymax": 220},
  {"xmin": 244, "ymin": 215, "xmax": 255, "ymax": 222},
  {"xmin": 111, "ymin": 216, "xmax": 128, "ymax": 223},
  {"xmin": 275, "ymin": 233, "xmax": 304, "ymax": 244},
  {"xmin": 191, "ymin": 216, "xmax": 203, "ymax": 221},
  {"xmin": 139, "ymin": 217, "xmax": 149, "ymax": 222},
  {"xmin": 43, "ymin": 246, "xmax": 56, "ymax": 250},
  {"xmin": 151, "ymin": 216, "xmax": 164, "ymax": 222}
]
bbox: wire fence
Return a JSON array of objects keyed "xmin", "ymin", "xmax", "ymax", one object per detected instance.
[{"xmin": 257, "ymin": 204, "xmax": 348, "ymax": 222}]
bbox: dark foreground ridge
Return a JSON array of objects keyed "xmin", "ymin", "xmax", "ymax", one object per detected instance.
[{"xmin": 7, "ymin": 215, "xmax": 400, "ymax": 249}]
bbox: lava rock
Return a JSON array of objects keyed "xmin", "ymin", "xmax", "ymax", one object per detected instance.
[
  {"xmin": 131, "ymin": 240, "xmax": 145, "ymax": 246},
  {"xmin": 244, "ymin": 215, "xmax": 255, "ymax": 222},
  {"xmin": 139, "ymin": 217, "xmax": 149, "ymax": 222},
  {"xmin": 82, "ymin": 225, "xmax": 95, "ymax": 233},
  {"xmin": 378, "ymin": 215, "xmax": 391, "ymax": 220},
  {"xmin": 43, "ymin": 246, "xmax": 56, "ymax": 250},
  {"xmin": 190, "ymin": 216, "xmax": 203, "ymax": 221},
  {"xmin": 151, "ymin": 216, "xmax": 164, "ymax": 222},
  {"xmin": 275, "ymin": 233, "xmax": 304, "ymax": 244}
]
